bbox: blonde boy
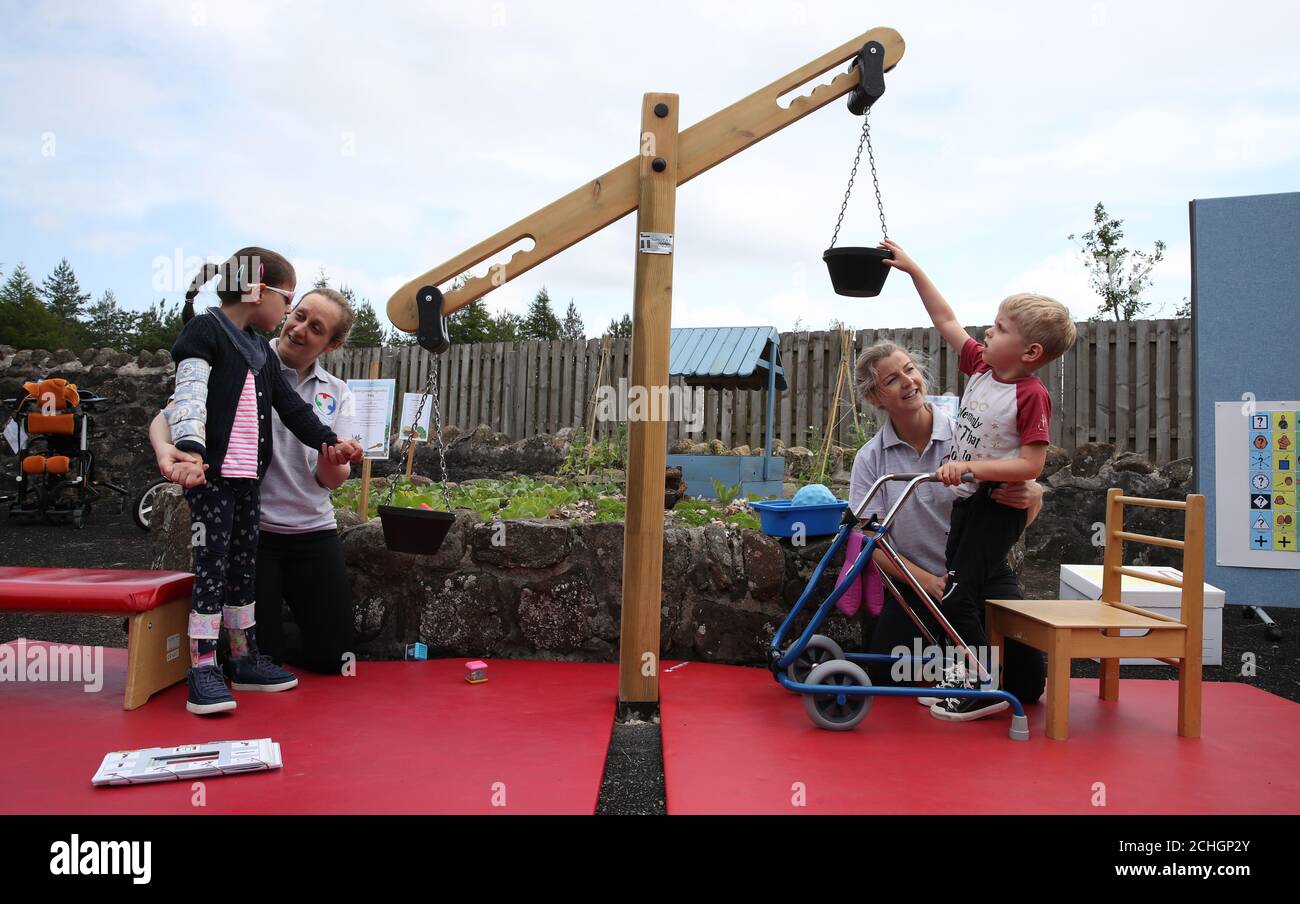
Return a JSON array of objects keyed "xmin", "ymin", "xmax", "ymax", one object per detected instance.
[{"xmin": 881, "ymin": 239, "xmax": 1076, "ymax": 722}]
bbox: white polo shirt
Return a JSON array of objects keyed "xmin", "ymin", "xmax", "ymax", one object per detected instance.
[
  {"xmin": 259, "ymin": 339, "xmax": 355, "ymax": 534},
  {"xmin": 848, "ymin": 408, "xmax": 960, "ymax": 577}
]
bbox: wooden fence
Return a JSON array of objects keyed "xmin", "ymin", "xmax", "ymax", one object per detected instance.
[{"xmin": 320, "ymin": 318, "xmax": 1194, "ymax": 464}]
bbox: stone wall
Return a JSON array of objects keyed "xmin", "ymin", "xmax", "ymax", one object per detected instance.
[
  {"xmin": 0, "ymin": 345, "xmax": 176, "ymax": 499},
  {"xmin": 1025, "ymin": 442, "xmax": 1194, "ymax": 568}
]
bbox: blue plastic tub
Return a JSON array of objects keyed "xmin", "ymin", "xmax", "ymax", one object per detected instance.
[{"xmin": 749, "ymin": 499, "xmax": 849, "ymax": 538}]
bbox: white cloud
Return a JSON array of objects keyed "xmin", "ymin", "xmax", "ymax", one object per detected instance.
[{"xmin": 0, "ymin": 0, "xmax": 1295, "ymax": 328}]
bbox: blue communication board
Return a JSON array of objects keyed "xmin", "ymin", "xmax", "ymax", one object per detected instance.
[{"xmin": 1192, "ymin": 191, "xmax": 1300, "ymax": 607}]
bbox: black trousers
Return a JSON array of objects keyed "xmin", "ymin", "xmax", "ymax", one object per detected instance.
[
  {"xmin": 254, "ymin": 528, "xmax": 354, "ymax": 674},
  {"xmin": 866, "ymin": 489, "xmax": 1045, "ymax": 704},
  {"xmin": 939, "ymin": 485, "xmax": 1028, "ymax": 659}
]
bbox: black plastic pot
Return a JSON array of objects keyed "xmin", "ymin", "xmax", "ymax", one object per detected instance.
[
  {"xmin": 378, "ymin": 505, "xmax": 456, "ymax": 555},
  {"xmin": 823, "ymin": 246, "xmax": 893, "ymax": 297}
]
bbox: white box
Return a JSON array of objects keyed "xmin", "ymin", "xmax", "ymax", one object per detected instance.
[{"xmin": 1057, "ymin": 564, "xmax": 1225, "ymax": 666}]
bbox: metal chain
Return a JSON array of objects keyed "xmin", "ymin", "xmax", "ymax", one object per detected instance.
[
  {"xmin": 382, "ymin": 354, "xmax": 451, "ymax": 510},
  {"xmin": 428, "ymin": 355, "xmax": 451, "ymax": 509},
  {"xmin": 828, "ymin": 106, "xmax": 889, "ymax": 248}
]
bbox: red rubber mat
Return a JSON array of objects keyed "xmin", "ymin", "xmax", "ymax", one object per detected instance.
[
  {"xmin": 660, "ymin": 661, "xmax": 1300, "ymax": 814},
  {"xmin": 0, "ymin": 642, "xmax": 616, "ymax": 814}
]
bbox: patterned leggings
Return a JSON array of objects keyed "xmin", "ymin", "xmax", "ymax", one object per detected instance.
[{"xmin": 185, "ymin": 477, "xmax": 261, "ymax": 656}]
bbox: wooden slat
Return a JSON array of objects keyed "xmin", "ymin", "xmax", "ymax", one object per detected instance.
[
  {"xmin": 1156, "ymin": 319, "xmax": 1171, "ymax": 463},
  {"xmin": 1116, "ymin": 494, "xmax": 1186, "ymax": 511},
  {"xmin": 1134, "ymin": 319, "xmax": 1150, "ymax": 459},
  {"xmin": 779, "ymin": 332, "xmax": 793, "ymax": 447},
  {"xmin": 1176, "ymin": 319, "xmax": 1192, "ymax": 460},
  {"xmin": 550, "ymin": 338, "xmax": 562, "ymax": 433},
  {"xmin": 811, "ymin": 330, "xmax": 821, "ymax": 447},
  {"xmin": 796, "ymin": 331, "xmax": 810, "ymax": 448},
  {"xmin": 539, "ymin": 339, "xmax": 551, "ymax": 435},
  {"xmin": 1114, "ymin": 530, "xmax": 1186, "ymax": 550},
  {"xmin": 459, "ymin": 343, "xmax": 471, "ymax": 429},
  {"xmin": 1061, "ymin": 329, "xmax": 1078, "ymax": 452},
  {"xmin": 1095, "ymin": 320, "xmax": 1109, "ymax": 445},
  {"xmin": 1077, "ymin": 321, "xmax": 1092, "ymax": 447},
  {"xmin": 573, "ymin": 340, "xmax": 586, "ymax": 434},
  {"xmin": 1115, "ymin": 320, "xmax": 1129, "ymax": 454},
  {"xmin": 501, "ymin": 343, "xmax": 512, "ymax": 434},
  {"xmin": 521, "ymin": 341, "xmax": 534, "ymax": 438},
  {"xmin": 563, "ymin": 338, "xmax": 572, "ymax": 431},
  {"xmin": 1115, "ymin": 566, "xmax": 1184, "ymax": 589}
]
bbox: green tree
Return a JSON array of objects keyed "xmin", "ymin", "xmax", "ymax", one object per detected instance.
[
  {"xmin": 1070, "ymin": 202, "xmax": 1166, "ymax": 322},
  {"xmin": 448, "ymin": 298, "xmax": 494, "ymax": 345},
  {"xmin": 606, "ymin": 313, "xmax": 633, "ymax": 338},
  {"xmin": 41, "ymin": 258, "xmax": 91, "ymax": 323},
  {"xmin": 81, "ymin": 290, "xmax": 136, "ymax": 350},
  {"xmin": 488, "ymin": 310, "xmax": 523, "ymax": 342},
  {"xmin": 561, "ymin": 298, "xmax": 584, "ymax": 340},
  {"xmin": 521, "ymin": 286, "xmax": 561, "ymax": 340},
  {"xmin": 130, "ymin": 299, "xmax": 184, "ymax": 353},
  {"xmin": 348, "ymin": 297, "xmax": 386, "ymax": 348},
  {"xmin": 0, "ymin": 264, "xmax": 64, "ymax": 351},
  {"xmin": 312, "ymin": 267, "xmax": 331, "ymax": 290}
]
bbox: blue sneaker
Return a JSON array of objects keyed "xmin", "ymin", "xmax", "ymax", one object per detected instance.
[
  {"xmin": 226, "ymin": 652, "xmax": 298, "ymax": 692},
  {"xmin": 187, "ymin": 665, "xmax": 237, "ymax": 715}
]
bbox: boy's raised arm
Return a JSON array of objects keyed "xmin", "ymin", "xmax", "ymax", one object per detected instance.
[{"xmin": 880, "ymin": 240, "xmax": 972, "ymax": 353}]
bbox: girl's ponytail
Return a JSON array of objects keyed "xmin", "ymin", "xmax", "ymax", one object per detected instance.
[{"xmin": 183, "ymin": 261, "xmax": 221, "ymax": 323}]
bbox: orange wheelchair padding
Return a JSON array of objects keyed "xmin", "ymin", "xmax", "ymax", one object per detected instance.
[
  {"xmin": 26, "ymin": 413, "xmax": 76, "ymax": 435},
  {"xmin": 22, "ymin": 456, "xmax": 46, "ymax": 475},
  {"xmin": 0, "ymin": 568, "xmax": 194, "ymax": 709},
  {"xmin": 44, "ymin": 455, "xmax": 70, "ymax": 475}
]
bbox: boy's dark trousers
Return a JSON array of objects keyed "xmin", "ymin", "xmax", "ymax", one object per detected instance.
[
  {"xmin": 938, "ymin": 482, "xmax": 1028, "ymax": 682},
  {"xmin": 865, "ymin": 564, "xmax": 1046, "ymax": 704}
]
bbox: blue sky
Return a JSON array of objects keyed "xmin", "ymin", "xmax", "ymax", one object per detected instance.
[{"xmin": 1, "ymin": 0, "xmax": 1296, "ymax": 335}]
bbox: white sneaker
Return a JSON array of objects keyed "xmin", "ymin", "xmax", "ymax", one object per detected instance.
[{"xmin": 916, "ymin": 662, "xmax": 966, "ymax": 707}]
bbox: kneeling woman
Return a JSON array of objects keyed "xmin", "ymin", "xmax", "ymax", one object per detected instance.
[{"xmin": 848, "ymin": 340, "xmax": 1047, "ymax": 720}]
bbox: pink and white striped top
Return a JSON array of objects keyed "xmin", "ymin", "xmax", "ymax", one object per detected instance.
[{"xmin": 223, "ymin": 370, "xmax": 260, "ymax": 478}]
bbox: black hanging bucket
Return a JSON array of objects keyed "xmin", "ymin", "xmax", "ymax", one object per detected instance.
[
  {"xmin": 823, "ymin": 246, "xmax": 893, "ymax": 298},
  {"xmin": 378, "ymin": 505, "xmax": 456, "ymax": 555}
]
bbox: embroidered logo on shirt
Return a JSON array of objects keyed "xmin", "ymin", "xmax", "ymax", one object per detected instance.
[{"xmin": 314, "ymin": 392, "xmax": 336, "ymax": 416}]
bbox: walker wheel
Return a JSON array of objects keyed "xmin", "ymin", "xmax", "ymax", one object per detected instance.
[
  {"xmin": 802, "ymin": 660, "xmax": 873, "ymax": 731},
  {"xmin": 785, "ymin": 634, "xmax": 845, "ymax": 691}
]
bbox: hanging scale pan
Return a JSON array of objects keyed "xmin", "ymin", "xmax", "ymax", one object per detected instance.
[
  {"xmin": 377, "ymin": 285, "xmax": 456, "ymax": 555},
  {"xmin": 823, "ymin": 41, "xmax": 893, "ymax": 298}
]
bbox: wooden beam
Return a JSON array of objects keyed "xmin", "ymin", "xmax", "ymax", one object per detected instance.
[
  {"xmin": 387, "ymin": 27, "xmax": 906, "ymax": 330},
  {"xmin": 618, "ymin": 93, "xmax": 678, "ymax": 704}
]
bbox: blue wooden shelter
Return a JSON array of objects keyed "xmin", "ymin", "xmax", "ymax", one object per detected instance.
[{"xmin": 666, "ymin": 326, "xmax": 786, "ymax": 499}]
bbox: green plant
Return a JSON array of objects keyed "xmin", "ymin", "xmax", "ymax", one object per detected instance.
[{"xmin": 711, "ymin": 478, "xmax": 741, "ymax": 505}]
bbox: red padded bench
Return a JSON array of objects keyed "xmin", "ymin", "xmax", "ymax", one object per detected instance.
[{"xmin": 0, "ymin": 567, "xmax": 193, "ymax": 709}]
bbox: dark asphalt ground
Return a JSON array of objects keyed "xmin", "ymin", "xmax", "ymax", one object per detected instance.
[{"xmin": 2, "ymin": 510, "xmax": 1296, "ymax": 815}]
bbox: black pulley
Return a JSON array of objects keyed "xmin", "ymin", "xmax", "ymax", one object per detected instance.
[
  {"xmin": 416, "ymin": 285, "xmax": 450, "ymax": 354},
  {"xmin": 822, "ymin": 41, "xmax": 892, "ymax": 298}
]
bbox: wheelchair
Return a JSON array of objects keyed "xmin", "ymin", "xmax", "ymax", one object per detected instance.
[{"xmin": 4, "ymin": 376, "xmax": 128, "ymax": 528}]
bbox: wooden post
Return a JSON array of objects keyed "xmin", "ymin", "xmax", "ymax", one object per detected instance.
[
  {"xmin": 358, "ymin": 359, "xmax": 380, "ymax": 520},
  {"xmin": 404, "ymin": 429, "xmax": 418, "ymax": 479},
  {"xmin": 618, "ymin": 93, "xmax": 678, "ymax": 705}
]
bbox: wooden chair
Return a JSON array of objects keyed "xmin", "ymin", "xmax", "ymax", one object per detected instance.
[{"xmin": 986, "ymin": 489, "xmax": 1206, "ymax": 741}]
